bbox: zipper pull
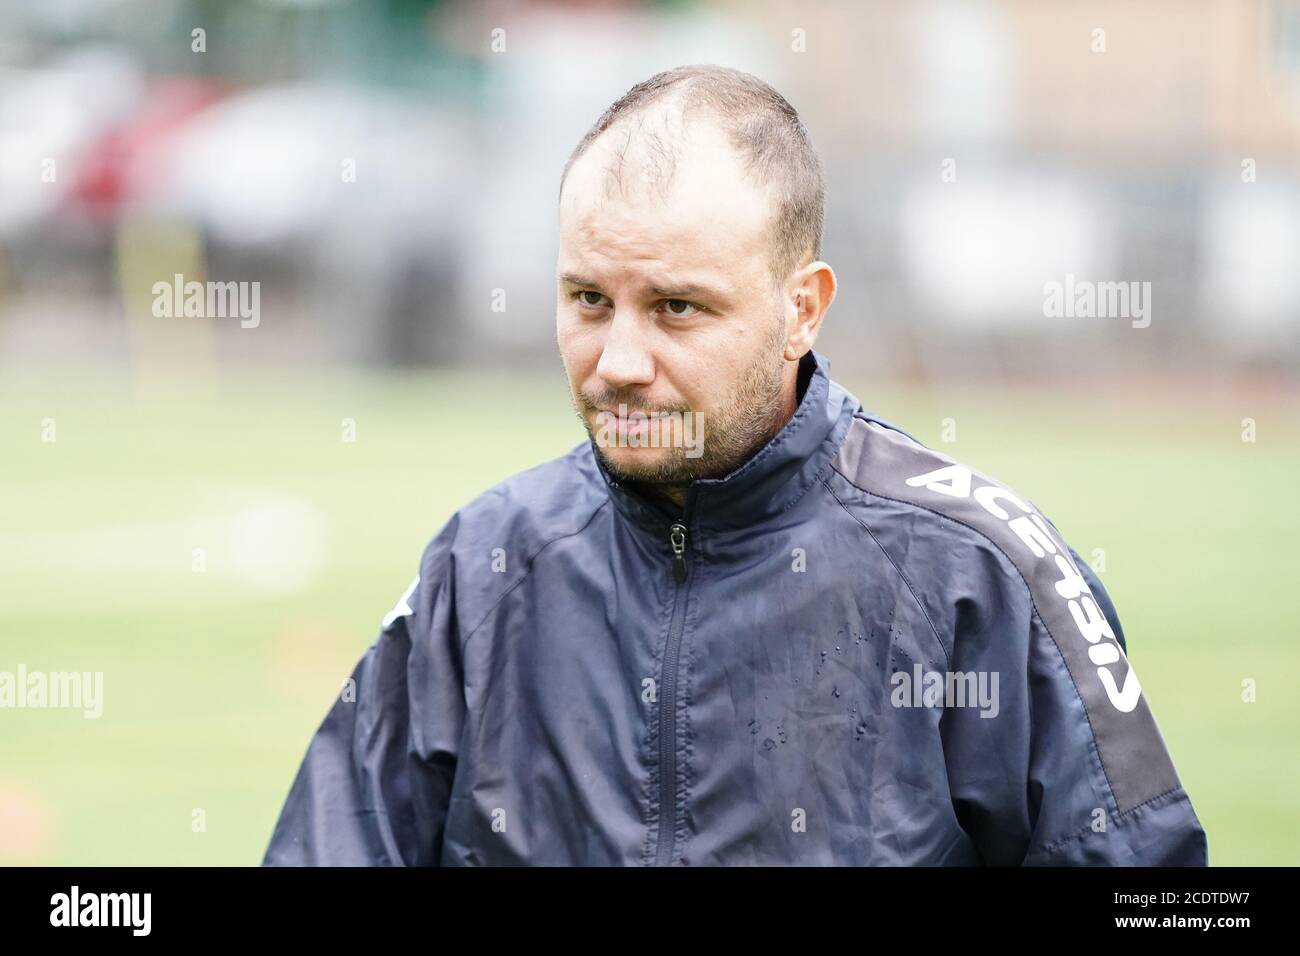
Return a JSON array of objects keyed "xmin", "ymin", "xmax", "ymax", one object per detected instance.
[{"xmin": 669, "ymin": 522, "xmax": 688, "ymax": 584}]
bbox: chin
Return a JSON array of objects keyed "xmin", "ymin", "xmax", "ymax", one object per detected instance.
[
  {"xmin": 600, "ymin": 444, "xmax": 676, "ymax": 476},
  {"xmin": 597, "ymin": 446, "xmax": 683, "ymax": 482}
]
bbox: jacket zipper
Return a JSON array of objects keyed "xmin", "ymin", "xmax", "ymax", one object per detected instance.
[{"xmin": 655, "ymin": 520, "xmax": 690, "ymax": 865}]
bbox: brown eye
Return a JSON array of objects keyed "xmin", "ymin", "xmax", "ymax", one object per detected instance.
[{"xmin": 663, "ymin": 299, "xmax": 700, "ymax": 317}]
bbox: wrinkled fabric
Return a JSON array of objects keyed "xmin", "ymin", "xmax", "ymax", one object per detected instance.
[{"xmin": 263, "ymin": 351, "xmax": 1208, "ymax": 866}]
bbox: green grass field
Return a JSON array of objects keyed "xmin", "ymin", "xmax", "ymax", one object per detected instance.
[{"xmin": 2, "ymin": 364, "xmax": 1297, "ymax": 865}]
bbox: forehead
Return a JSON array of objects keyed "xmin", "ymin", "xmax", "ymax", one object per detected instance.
[{"xmin": 558, "ymin": 116, "xmax": 774, "ymax": 282}]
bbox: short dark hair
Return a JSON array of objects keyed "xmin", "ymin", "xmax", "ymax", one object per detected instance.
[{"xmin": 559, "ymin": 64, "xmax": 825, "ymax": 282}]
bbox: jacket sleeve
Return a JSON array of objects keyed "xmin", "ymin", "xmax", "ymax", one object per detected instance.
[
  {"xmin": 262, "ymin": 518, "xmax": 465, "ymax": 866},
  {"xmin": 941, "ymin": 540, "xmax": 1208, "ymax": 866}
]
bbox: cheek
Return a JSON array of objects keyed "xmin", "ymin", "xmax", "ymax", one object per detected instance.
[
  {"xmin": 556, "ymin": 314, "xmax": 603, "ymax": 377},
  {"xmin": 674, "ymin": 323, "xmax": 768, "ymax": 409}
]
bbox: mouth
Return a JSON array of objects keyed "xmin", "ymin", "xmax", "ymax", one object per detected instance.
[{"xmin": 594, "ymin": 408, "xmax": 671, "ymax": 439}]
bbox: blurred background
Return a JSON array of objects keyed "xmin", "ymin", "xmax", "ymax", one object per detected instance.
[{"xmin": 1, "ymin": 0, "xmax": 1297, "ymax": 865}]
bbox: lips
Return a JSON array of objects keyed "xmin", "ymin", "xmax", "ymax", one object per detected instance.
[
  {"xmin": 594, "ymin": 408, "xmax": 677, "ymax": 441},
  {"xmin": 598, "ymin": 409, "xmax": 658, "ymax": 433}
]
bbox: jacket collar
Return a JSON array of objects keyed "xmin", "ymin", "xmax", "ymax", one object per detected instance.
[{"xmin": 591, "ymin": 349, "xmax": 861, "ymax": 537}]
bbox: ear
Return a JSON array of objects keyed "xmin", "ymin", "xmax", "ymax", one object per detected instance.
[{"xmin": 782, "ymin": 260, "xmax": 837, "ymax": 361}]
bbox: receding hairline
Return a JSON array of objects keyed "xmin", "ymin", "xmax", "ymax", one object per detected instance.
[
  {"xmin": 562, "ymin": 99, "xmax": 694, "ymax": 197},
  {"xmin": 558, "ymin": 65, "xmax": 826, "ymax": 281}
]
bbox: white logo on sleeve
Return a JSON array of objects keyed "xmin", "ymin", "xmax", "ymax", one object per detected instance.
[
  {"xmin": 905, "ymin": 463, "xmax": 972, "ymax": 498},
  {"xmin": 906, "ymin": 464, "xmax": 1141, "ymax": 713},
  {"xmin": 381, "ymin": 576, "xmax": 419, "ymax": 630}
]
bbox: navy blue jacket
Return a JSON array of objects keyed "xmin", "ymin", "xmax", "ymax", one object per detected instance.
[{"xmin": 263, "ymin": 351, "xmax": 1208, "ymax": 866}]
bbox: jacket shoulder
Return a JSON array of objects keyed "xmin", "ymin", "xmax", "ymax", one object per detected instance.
[
  {"xmin": 829, "ymin": 414, "xmax": 1181, "ymax": 815},
  {"xmin": 828, "ymin": 414, "xmax": 1069, "ymax": 595},
  {"xmin": 454, "ymin": 440, "xmax": 607, "ymax": 545},
  {"xmin": 408, "ymin": 442, "xmax": 608, "ymax": 636}
]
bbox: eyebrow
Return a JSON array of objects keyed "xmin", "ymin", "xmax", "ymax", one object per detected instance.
[{"xmin": 559, "ymin": 273, "xmax": 730, "ymax": 303}]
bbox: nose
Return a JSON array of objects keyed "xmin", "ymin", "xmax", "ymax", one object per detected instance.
[{"xmin": 596, "ymin": 309, "xmax": 655, "ymax": 391}]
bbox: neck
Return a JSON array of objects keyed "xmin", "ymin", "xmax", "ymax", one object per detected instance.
[{"xmin": 632, "ymin": 480, "xmax": 689, "ymax": 510}]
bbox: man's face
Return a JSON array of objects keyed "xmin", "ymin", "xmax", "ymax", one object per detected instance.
[{"xmin": 556, "ymin": 115, "xmax": 792, "ymax": 491}]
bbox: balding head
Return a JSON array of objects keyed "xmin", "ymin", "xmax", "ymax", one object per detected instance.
[{"xmin": 559, "ymin": 65, "xmax": 825, "ymax": 283}]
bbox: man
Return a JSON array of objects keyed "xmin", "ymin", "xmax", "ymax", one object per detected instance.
[{"xmin": 263, "ymin": 65, "xmax": 1207, "ymax": 866}]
